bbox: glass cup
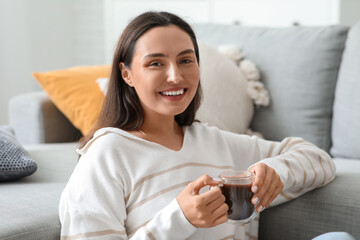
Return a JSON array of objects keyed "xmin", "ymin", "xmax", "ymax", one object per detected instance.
[{"xmin": 217, "ymin": 170, "xmax": 257, "ymax": 225}]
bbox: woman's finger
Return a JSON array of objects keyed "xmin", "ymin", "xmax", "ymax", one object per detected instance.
[
  {"xmin": 257, "ymin": 183, "xmax": 276, "ymax": 210},
  {"xmin": 212, "ymin": 212, "xmax": 229, "ymax": 226},
  {"xmin": 249, "ymin": 163, "xmax": 266, "ymax": 193},
  {"xmin": 198, "ymin": 186, "xmax": 223, "ymax": 205},
  {"xmin": 266, "ymin": 181, "xmax": 284, "ymax": 207},
  {"xmin": 190, "ymin": 174, "xmax": 220, "ymax": 195},
  {"xmin": 264, "ymin": 171, "xmax": 283, "ymax": 207},
  {"xmin": 253, "ymin": 166, "xmax": 273, "ymax": 201},
  {"xmin": 211, "ymin": 202, "xmax": 229, "ymax": 220},
  {"xmin": 207, "ymin": 192, "xmax": 226, "ymax": 211},
  {"xmin": 257, "ymin": 170, "xmax": 284, "ymax": 211},
  {"xmin": 258, "ymin": 170, "xmax": 279, "ymax": 207}
]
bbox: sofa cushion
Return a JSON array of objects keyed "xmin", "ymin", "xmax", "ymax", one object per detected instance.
[
  {"xmin": 196, "ymin": 42, "xmax": 254, "ymax": 134},
  {"xmin": 0, "ymin": 126, "xmax": 37, "ymax": 181},
  {"xmin": 193, "ymin": 24, "xmax": 349, "ymax": 151},
  {"xmin": 33, "ymin": 65, "xmax": 111, "ymax": 136},
  {"xmin": 331, "ymin": 21, "xmax": 360, "ymax": 159}
]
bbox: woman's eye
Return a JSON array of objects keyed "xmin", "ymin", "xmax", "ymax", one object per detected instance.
[
  {"xmin": 149, "ymin": 61, "xmax": 162, "ymax": 67},
  {"xmin": 181, "ymin": 59, "xmax": 192, "ymax": 64}
]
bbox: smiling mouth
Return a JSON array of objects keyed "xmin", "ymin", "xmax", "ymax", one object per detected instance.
[{"xmin": 160, "ymin": 88, "xmax": 187, "ymax": 96}]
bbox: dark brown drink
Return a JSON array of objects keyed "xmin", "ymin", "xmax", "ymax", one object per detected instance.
[{"xmin": 221, "ymin": 183, "xmax": 254, "ymax": 220}]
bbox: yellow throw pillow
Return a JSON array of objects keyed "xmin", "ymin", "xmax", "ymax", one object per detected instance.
[{"xmin": 33, "ymin": 65, "xmax": 111, "ymax": 135}]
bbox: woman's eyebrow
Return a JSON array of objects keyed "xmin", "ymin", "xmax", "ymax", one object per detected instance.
[
  {"xmin": 177, "ymin": 49, "xmax": 195, "ymax": 56},
  {"xmin": 143, "ymin": 49, "xmax": 195, "ymax": 60},
  {"xmin": 143, "ymin": 53, "xmax": 166, "ymax": 60}
]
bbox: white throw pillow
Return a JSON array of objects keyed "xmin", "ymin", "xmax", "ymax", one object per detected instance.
[{"xmin": 197, "ymin": 42, "xmax": 254, "ymax": 134}]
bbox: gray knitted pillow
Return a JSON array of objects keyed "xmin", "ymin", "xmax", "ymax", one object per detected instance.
[{"xmin": 0, "ymin": 126, "xmax": 37, "ymax": 181}]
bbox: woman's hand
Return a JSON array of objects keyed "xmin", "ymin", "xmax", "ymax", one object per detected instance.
[
  {"xmin": 176, "ymin": 175, "xmax": 228, "ymax": 228},
  {"xmin": 248, "ymin": 163, "xmax": 284, "ymax": 212}
]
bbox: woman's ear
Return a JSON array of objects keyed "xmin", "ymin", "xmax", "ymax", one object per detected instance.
[{"xmin": 119, "ymin": 62, "xmax": 133, "ymax": 87}]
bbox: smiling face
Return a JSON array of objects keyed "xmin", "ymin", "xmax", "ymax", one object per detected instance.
[{"xmin": 120, "ymin": 24, "xmax": 200, "ymax": 121}]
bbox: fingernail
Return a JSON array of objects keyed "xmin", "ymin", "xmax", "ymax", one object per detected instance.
[
  {"xmin": 252, "ymin": 186, "xmax": 258, "ymax": 193},
  {"xmin": 258, "ymin": 205, "xmax": 264, "ymax": 212},
  {"xmin": 252, "ymin": 197, "xmax": 259, "ymax": 205}
]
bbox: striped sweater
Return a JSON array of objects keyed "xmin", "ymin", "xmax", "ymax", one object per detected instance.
[{"xmin": 59, "ymin": 123, "xmax": 335, "ymax": 240}]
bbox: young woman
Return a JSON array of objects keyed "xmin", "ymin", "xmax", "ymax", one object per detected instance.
[{"xmin": 59, "ymin": 11, "xmax": 336, "ymax": 240}]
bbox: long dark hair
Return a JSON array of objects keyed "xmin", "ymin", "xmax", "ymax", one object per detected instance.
[{"xmin": 80, "ymin": 11, "xmax": 202, "ymax": 148}]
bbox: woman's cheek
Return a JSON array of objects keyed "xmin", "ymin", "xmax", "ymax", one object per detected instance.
[{"xmin": 186, "ymin": 66, "xmax": 200, "ymax": 82}]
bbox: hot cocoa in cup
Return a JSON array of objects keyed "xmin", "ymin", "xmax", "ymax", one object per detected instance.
[{"xmin": 218, "ymin": 170, "xmax": 257, "ymax": 225}]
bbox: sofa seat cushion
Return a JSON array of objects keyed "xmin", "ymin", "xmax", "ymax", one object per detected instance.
[
  {"xmin": 0, "ymin": 143, "xmax": 78, "ymax": 240},
  {"xmin": 194, "ymin": 24, "xmax": 349, "ymax": 152},
  {"xmin": 331, "ymin": 21, "xmax": 360, "ymax": 159},
  {"xmin": 259, "ymin": 158, "xmax": 360, "ymax": 240}
]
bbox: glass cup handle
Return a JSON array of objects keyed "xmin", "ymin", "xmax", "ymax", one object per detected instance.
[{"xmin": 212, "ymin": 176, "xmax": 223, "ymax": 188}]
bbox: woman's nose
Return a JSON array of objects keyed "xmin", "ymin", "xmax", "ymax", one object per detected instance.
[{"xmin": 167, "ymin": 63, "xmax": 183, "ymax": 83}]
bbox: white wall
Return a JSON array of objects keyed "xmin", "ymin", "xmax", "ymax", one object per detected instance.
[
  {"xmin": 0, "ymin": 0, "xmax": 74, "ymax": 125},
  {"xmin": 73, "ymin": 0, "xmax": 106, "ymax": 65},
  {"xmin": 340, "ymin": 0, "xmax": 360, "ymax": 26},
  {"xmin": 0, "ymin": 0, "xmax": 106, "ymax": 125}
]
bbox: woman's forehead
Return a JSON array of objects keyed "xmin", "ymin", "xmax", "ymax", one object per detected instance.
[{"xmin": 133, "ymin": 25, "xmax": 195, "ymax": 57}]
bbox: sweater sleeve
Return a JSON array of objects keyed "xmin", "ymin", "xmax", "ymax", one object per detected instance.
[
  {"xmin": 59, "ymin": 141, "xmax": 196, "ymax": 240},
  {"xmin": 248, "ymin": 136, "xmax": 336, "ymax": 206}
]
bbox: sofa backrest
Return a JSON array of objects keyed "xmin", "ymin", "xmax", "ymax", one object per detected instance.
[
  {"xmin": 331, "ymin": 21, "xmax": 360, "ymax": 159},
  {"xmin": 193, "ymin": 24, "xmax": 349, "ymax": 152}
]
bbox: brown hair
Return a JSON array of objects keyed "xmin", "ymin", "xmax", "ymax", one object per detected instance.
[{"xmin": 80, "ymin": 11, "xmax": 202, "ymax": 148}]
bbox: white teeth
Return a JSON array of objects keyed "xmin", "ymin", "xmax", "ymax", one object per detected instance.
[{"xmin": 161, "ymin": 89, "xmax": 184, "ymax": 96}]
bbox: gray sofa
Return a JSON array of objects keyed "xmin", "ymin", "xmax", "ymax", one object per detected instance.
[{"xmin": 3, "ymin": 21, "xmax": 360, "ymax": 240}]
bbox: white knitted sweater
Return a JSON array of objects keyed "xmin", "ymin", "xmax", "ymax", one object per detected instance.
[{"xmin": 59, "ymin": 123, "xmax": 335, "ymax": 240}]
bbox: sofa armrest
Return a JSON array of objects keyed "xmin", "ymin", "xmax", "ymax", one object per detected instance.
[
  {"xmin": 24, "ymin": 142, "xmax": 79, "ymax": 182},
  {"xmin": 8, "ymin": 91, "xmax": 82, "ymax": 144},
  {"xmin": 259, "ymin": 159, "xmax": 360, "ymax": 239}
]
